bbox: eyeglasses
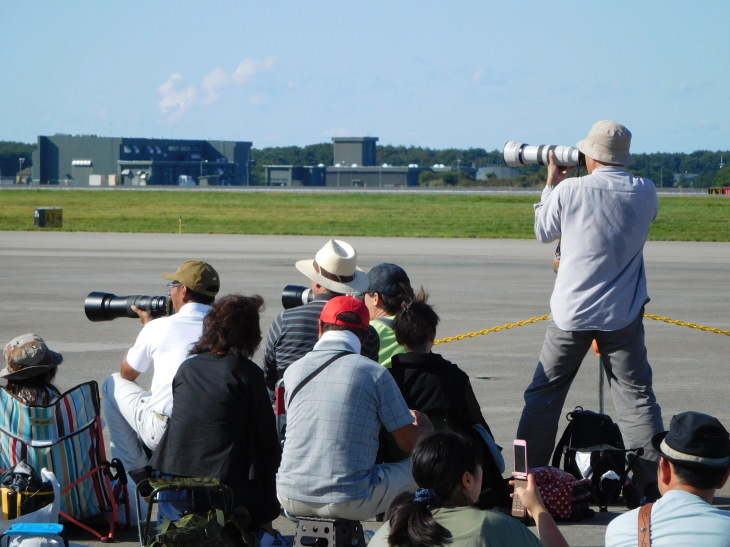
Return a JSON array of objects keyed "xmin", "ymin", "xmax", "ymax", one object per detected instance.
[{"xmin": 167, "ymin": 281, "xmax": 184, "ymax": 289}]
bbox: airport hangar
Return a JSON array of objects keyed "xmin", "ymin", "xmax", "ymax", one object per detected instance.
[{"xmin": 30, "ymin": 134, "xmax": 516, "ymax": 188}]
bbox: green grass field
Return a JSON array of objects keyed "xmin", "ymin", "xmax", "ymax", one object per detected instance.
[{"xmin": 1, "ymin": 189, "xmax": 728, "ymax": 241}]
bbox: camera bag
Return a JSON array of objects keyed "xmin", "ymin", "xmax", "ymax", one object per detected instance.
[
  {"xmin": 147, "ymin": 508, "xmax": 250, "ymax": 547},
  {"xmin": 1, "ymin": 461, "xmax": 55, "ymax": 521},
  {"xmin": 551, "ymin": 406, "xmax": 641, "ymax": 511}
]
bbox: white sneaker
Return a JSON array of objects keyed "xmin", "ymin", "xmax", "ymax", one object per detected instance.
[{"xmin": 257, "ymin": 529, "xmax": 292, "ymax": 547}]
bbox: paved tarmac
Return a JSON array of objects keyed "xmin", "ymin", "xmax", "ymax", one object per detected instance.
[{"xmin": 1, "ymin": 231, "xmax": 728, "ymax": 546}]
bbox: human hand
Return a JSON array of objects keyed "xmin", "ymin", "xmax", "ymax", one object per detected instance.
[
  {"xmin": 510, "ymin": 471, "xmax": 546, "ymax": 518},
  {"xmin": 546, "ymin": 150, "xmax": 575, "ymax": 187},
  {"xmin": 131, "ymin": 304, "xmax": 154, "ymax": 325},
  {"xmin": 410, "ymin": 409, "xmax": 434, "ymax": 436}
]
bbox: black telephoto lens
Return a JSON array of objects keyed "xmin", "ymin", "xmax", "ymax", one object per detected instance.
[
  {"xmin": 281, "ymin": 285, "xmax": 313, "ymax": 310},
  {"xmin": 84, "ymin": 291, "xmax": 172, "ymax": 321}
]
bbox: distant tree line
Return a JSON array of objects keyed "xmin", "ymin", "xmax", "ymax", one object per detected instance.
[
  {"xmin": 250, "ymin": 143, "xmax": 730, "ymax": 188},
  {"xmin": 2, "ymin": 140, "xmax": 728, "ymax": 187}
]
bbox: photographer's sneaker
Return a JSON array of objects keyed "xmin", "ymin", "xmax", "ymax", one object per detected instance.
[{"xmin": 257, "ymin": 528, "xmax": 292, "ymax": 547}]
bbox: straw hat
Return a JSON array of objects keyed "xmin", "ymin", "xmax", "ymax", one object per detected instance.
[{"xmin": 296, "ymin": 240, "xmax": 369, "ymax": 294}]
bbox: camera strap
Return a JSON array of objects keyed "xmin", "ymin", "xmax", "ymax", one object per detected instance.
[
  {"xmin": 638, "ymin": 502, "xmax": 653, "ymax": 546},
  {"xmin": 286, "ymin": 351, "xmax": 351, "ymax": 407}
]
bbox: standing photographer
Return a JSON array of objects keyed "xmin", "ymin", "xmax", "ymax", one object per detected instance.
[
  {"xmin": 516, "ymin": 120, "xmax": 664, "ymax": 502},
  {"xmin": 102, "ymin": 260, "xmax": 220, "ymax": 489}
]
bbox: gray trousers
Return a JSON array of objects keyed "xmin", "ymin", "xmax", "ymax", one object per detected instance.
[{"xmin": 516, "ymin": 312, "xmax": 664, "ymax": 494}]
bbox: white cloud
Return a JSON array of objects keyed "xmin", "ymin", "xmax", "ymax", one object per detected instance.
[
  {"xmin": 158, "ymin": 57, "xmax": 277, "ymax": 121},
  {"xmin": 201, "ymin": 67, "xmax": 230, "ymax": 105},
  {"xmin": 232, "ymin": 56, "xmax": 276, "ymax": 84},
  {"xmin": 202, "ymin": 56, "xmax": 277, "ymax": 105},
  {"xmin": 158, "ymin": 73, "xmax": 197, "ymax": 122}
]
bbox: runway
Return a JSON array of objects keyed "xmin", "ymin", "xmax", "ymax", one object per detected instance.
[{"xmin": 1, "ymin": 231, "xmax": 728, "ymax": 546}]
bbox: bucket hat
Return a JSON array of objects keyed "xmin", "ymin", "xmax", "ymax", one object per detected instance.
[
  {"xmin": 652, "ymin": 411, "xmax": 730, "ymax": 469},
  {"xmin": 2, "ymin": 334, "xmax": 63, "ymax": 380},
  {"xmin": 576, "ymin": 120, "xmax": 634, "ymax": 165},
  {"xmin": 296, "ymin": 240, "xmax": 369, "ymax": 294}
]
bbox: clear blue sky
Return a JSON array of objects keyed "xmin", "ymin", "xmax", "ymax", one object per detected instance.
[{"xmin": 2, "ymin": 1, "xmax": 728, "ymax": 153}]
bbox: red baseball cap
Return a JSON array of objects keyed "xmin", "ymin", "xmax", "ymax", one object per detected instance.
[{"xmin": 320, "ymin": 296, "xmax": 370, "ymax": 330}]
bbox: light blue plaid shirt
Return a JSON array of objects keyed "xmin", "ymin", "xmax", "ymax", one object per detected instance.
[{"xmin": 277, "ymin": 332, "xmax": 413, "ymax": 503}]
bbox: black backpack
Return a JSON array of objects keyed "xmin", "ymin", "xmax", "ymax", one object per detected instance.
[{"xmin": 551, "ymin": 407, "xmax": 640, "ymax": 511}]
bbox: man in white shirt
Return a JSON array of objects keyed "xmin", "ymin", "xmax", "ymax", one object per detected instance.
[
  {"xmin": 606, "ymin": 411, "xmax": 730, "ymax": 546},
  {"xmin": 516, "ymin": 121, "xmax": 664, "ymax": 500},
  {"xmin": 102, "ymin": 260, "xmax": 220, "ymax": 483}
]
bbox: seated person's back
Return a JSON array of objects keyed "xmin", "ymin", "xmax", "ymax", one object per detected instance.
[
  {"xmin": 388, "ymin": 290, "xmax": 508, "ymax": 507},
  {"xmin": 150, "ymin": 294, "xmax": 286, "ymax": 545},
  {"xmin": 276, "ymin": 296, "xmax": 433, "ymax": 522}
]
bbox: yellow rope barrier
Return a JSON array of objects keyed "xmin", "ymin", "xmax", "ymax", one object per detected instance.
[
  {"xmin": 434, "ymin": 315, "xmax": 550, "ymax": 345},
  {"xmin": 643, "ymin": 314, "xmax": 730, "ymax": 336},
  {"xmin": 434, "ymin": 313, "xmax": 730, "ymax": 345}
]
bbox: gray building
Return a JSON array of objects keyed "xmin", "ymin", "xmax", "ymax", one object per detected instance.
[
  {"xmin": 32, "ymin": 134, "xmax": 253, "ymax": 186},
  {"xmin": 265, "ymin": 136, "xmax": 423, "ymax": 188},
  {"xmin": 265, "ymin": 165, "xmax": 327, "ymax": 187},
  {"xmin": 332, "ymin": 137, "xmax": 378, "ymax": 167}
]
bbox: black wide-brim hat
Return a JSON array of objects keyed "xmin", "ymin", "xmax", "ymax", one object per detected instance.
[{"xmin": 652, "ymin": 411, "xmax": 730, "ymax": 469}]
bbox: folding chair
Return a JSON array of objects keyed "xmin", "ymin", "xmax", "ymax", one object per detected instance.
[
  {"xmin": 137, "ymin": 477, "xmax": 253, "ymax": 547},
  {"xmin": 0, "ymin": 381, "xmax": 129, "ymax": 542}
]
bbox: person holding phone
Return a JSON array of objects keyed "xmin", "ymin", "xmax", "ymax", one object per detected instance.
[{"xmin": 369, "ymin": 432, "xmax": 568, "ymax": 547}]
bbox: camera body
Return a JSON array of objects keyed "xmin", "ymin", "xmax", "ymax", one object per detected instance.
[
  {"xmin": 503, "ymin": 141, "xmax": 584, "ymax": 167},
  {"xmin": 85, "ymin": 291, "xmax": 172, "ymax": 321},
  {"xmin": 281, "ymin": 285, "xmax": 314, "ymax": 310}
]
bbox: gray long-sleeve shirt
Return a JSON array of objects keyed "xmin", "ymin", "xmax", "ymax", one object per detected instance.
[{"xmin": 534, "ymin": 166, "xmax": 658, "ymax": 331}]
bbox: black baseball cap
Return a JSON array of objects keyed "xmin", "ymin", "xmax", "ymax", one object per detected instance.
[{"xmin": 367, "ymin": 263, "xmax": 411, "ymax": 297}]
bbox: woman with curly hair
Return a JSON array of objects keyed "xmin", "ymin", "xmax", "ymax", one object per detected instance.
[{"xmin": 150, "ymin": 294, "xmax": 288, "ymax": 546}]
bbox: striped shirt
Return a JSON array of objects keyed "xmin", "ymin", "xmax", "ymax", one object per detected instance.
[{"xmin": 263, "ymin": 293, "xmax": 380, "ymax": 391}]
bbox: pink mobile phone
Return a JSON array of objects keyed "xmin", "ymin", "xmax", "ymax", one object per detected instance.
[
  {"xmin": 512, "ymin": 439, "xmax": 528, "ymax": 517},
  {"xmin": 513, "ymin": 439, "xmax": 528, "ymax": 480}
]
